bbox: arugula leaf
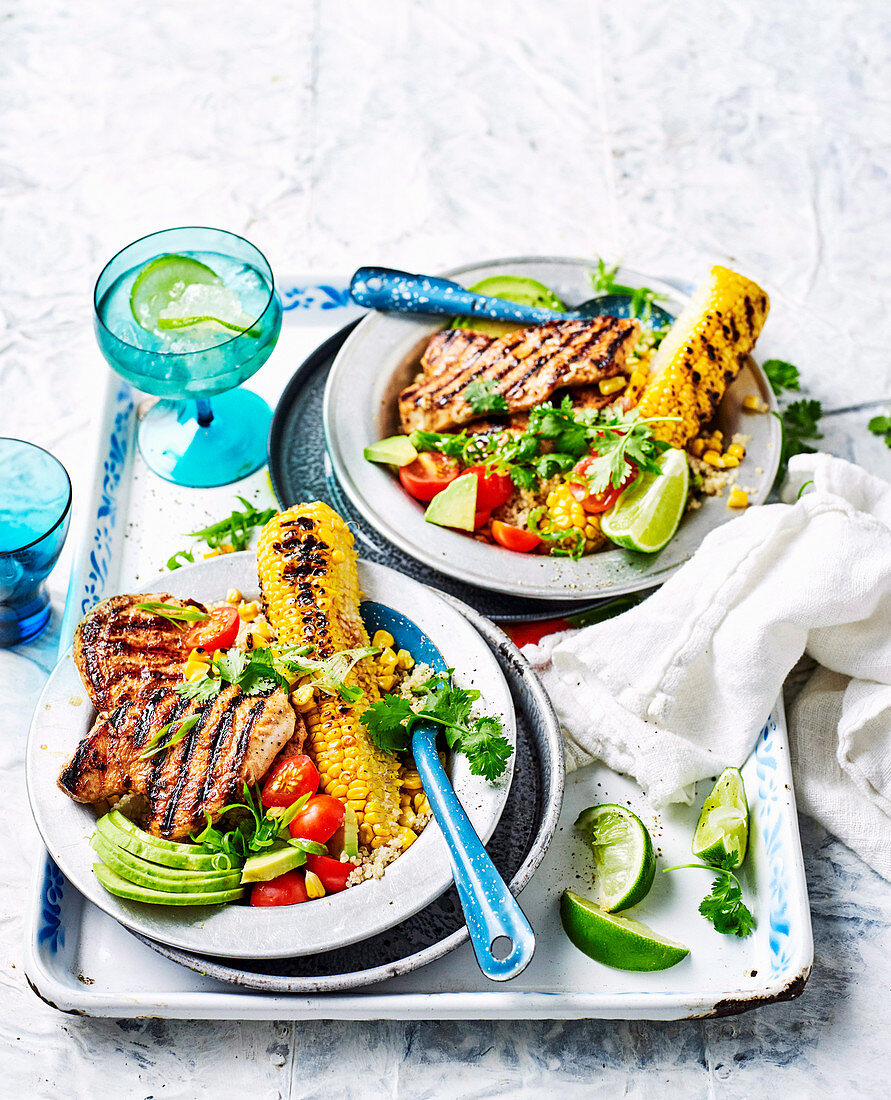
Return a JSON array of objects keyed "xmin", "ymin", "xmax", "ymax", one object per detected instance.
[
  {"xmin": 464, "ymin": 380, "xmax": 509, "ymax": 415},
  {"xmin": 663, "ymin": 863, "xmax": 755, "ymax": 938},
  {"xmin": 867, "ymin": 414, "xmax": 891, "ymax": 448},
  {"xmin": 135, "ymin": 601, "xmax": 209, "ymax": 624},
  {"xmin": 762, "ymin": 359, "xmax": 801, "ymax": 395},
  {"xmin": 361, "ymin": 673, "xmax": 513, "ymax": 782}
]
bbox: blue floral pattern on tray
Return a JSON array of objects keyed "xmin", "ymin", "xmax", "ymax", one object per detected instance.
[
  {"xmin": 37, "ymin": 858, "xmax": 66, "ymax": 954},
  {"xmin": 755, "ymin": 718, "xmax": 792, "ymax": 976},
  {"xmin": 280, "ymin": 283, "xmax": 351, "ymax": 312}
]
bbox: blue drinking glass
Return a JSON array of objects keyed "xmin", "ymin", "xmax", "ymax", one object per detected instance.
[
  {"xmin": 0, "ymin": 439, "xmax": 72, "ymax": 646},
  {"xmin": 93, "ymin": 227, "xmax": 283, "ymax": 488}
]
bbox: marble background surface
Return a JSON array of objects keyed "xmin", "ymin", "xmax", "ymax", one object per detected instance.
[{"xmin": 1, "ymin": 0, "xmax": 889, "ymax": 1096}]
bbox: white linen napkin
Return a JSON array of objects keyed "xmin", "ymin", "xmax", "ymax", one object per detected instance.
[{"xmin": 523, "ymin": 453, "xmax": 891, "ymax": 880}]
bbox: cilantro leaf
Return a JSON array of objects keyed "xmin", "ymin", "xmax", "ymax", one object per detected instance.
[
  {"xmin": 359, "ymin": 695, "xmax": 415, "ymax": 754},
  {"xmin": 663, "ymin": 863, "xmax": 755, "ymax": 938},
  {"xmin": 458, "ymin": 716, "xmax": 515, "ymax": 782},
  {"xmin": 762, "ymin": 359, "xmax": 801, "ymax": 395},
  {"xmin": 867, "ymin": 415, "xmax": 891, "ymax": 448},
  {"xmin": 773, "ymin": 398, "xmax": 823, "ymax": 482},
  {"xmin": 464, "ymin": 380, "xmax": 509, "ymax": 415}
]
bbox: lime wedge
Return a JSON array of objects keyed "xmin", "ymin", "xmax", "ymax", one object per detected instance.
[
  {"xmin": 601, "ymin": 447, "xmax": 689, "ymax": 552},
  {"xmin": 560, "ymin": 891, "xmax": 690, "ymax": 971},
  {"xmin": 130, "ymin": 254, "xmax": 220, "ymax": 331},
  {"xmin": 692, "ymin": 767, "xmax": 749, "ymax": 869},
  {"xmin": 575, "ymin": 804, "xmax": 656, "ymax": 912}
]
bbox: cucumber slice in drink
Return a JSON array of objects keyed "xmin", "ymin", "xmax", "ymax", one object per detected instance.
[
  {"xmin": 574, "ymin": 804, "xmax": 656, "ymax": 912},
  {"xmin": 692, "ymin": 767, "xmax": 749, "ymax": 869}
]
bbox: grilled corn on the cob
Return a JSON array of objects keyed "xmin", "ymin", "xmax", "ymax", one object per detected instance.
[
  {"xmin": 256, "ymin": 502, "xmax": 402, "ymax": 850},
  {"xmin": 636, "ymin": 266, "xmax": 769, "ymax": 448}
]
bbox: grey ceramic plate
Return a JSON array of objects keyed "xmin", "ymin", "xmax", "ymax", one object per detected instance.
[
  {"xmin": 134, "ymin": 596, "xmax": 565, "ymax": 990},
  {"xmin": 324, "ymin": 256, "xmax": 781, "ymax": 600},
  {"xmin": 26, "ymin": 555, "xmax": 516, "ymax": 960}
]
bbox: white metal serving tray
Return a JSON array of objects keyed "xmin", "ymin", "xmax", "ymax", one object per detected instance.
[{"xmin": 24, "ymin": 274, "xmax": 812, "ymax": 1020}]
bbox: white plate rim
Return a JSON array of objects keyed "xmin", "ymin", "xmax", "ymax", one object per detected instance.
[
  {"xmin": 25, "ymin": 554, "xmax": 516, "ymax": 959},
  {"xmin": 323, "ymin": 255, "xmax": 781, "ymax": 600}
]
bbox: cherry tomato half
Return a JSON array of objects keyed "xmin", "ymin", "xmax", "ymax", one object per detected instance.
[
  {"xmin": 568, "ymin": 456, "xmax": 636, "ymax": 514},
  {"xmin": 474, "ymin": 509, "xmax": 492, "ymax": 530},
  {"xmin": 503, "ymin": 618, "xmax": 572, "ymax": 648},
  {"xmin": 465, "ymin": 465, "xmax": 514, "ymax": 512},
  {"xmin": 249, "ymin": 870, "xmax": 309, "ymax": 907},
  {"xmin": 305, "ymin": 853, "xmax": 357, "ymax": 894},
  {"xmin": 288, "ymin": 794, "xmax": 345, "ymax": 845},
  {"xmin": 183, "ymin": 604, "xmax": 239, "ymax": 652},
  {"xmin": 260, "ymin": 755, "xmax": 319, "ymax": 809},
  {"xmin": 491, "ymin": 520, "xmax": 542, "ymax": 553},
  {"xmin": 398, "ymin": 453, "xmax": 460, "ymax": 501}
]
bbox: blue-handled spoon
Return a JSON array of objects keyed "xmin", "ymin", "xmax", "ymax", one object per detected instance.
[
  {"xmin": 410, "ymin": 722, "xmax": 535, "ymax": 982},
  {"xmin": 350, "ymin": 266, "xmax": 675, "ymax": 327}
]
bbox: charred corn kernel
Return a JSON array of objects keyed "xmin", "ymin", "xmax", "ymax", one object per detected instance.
[
  {"xmin": 721, "ymin": 456, "xmax": 739, "ymax": 468},
  {"xmin": 413, "ymin": 793, "xmax": 430, "ymax": 814},
  {"xmin": 702, "ymin": 450, "xmax": 722, "ymax": 468},
  {"xmin": 225, "ymin": 588, "xmax": 242, "ymax": 604},
  {"xmin": 397, "ymin": 811, "xmax": 413, "ymax": 827},
  {"xmin": 372, "ymin": 630, "xmax": 394, "ymax": 649},
  {"xmin": 251, "ymin": 620, "xmax": 275, "ymax": 641},
  {"xmin": 290, "ymin": 683, "xmax": 315, "ymax": 710},
  {"xmin": 688, "ymin": 437, "xmax": 706, "ymax": 457},
  {"xmin": 726, "ymin": 443, "xmax": 746, "ymax": 459},
  {"xmin": 400, "ymin": 792, "xmax": 413, "ymax": 808},
  {"xmin": 257, "ymin": 502, "xmax": 402, "ymax": 848},
  {"xmin": 598, "ymin": 375, "xmax": 627, "ymax": 396},
  {"xmin": 728, "ymin": 487, "xmax": 749, "ymax": 508},
  {"xmin": 237, "ymin": 600, "xmax": 260, "ymax": 622},
  {"xmin": 184, "ymin": 651, "xmax": 210, "ymax": 680},
  {"xmin": 304, "ymin": 871, "xmax": 326, "ymax": 899},
  {"xmin": 742, "ymin": 394, "xmax": 768, "ymax": 413},
  {"xmin": 401, "ymin": 773, "xmax": 423, "ymax": 790},
  {"xmin": 398, "ymin": 827, "xmax": 418, "ymax": 850},
  {"xmin": 637, "ymin": 267, "xmax": 769, "ymax": 447},
  {"xmin": 248, "ymin": 632, "xmax": 269, "ymax": 650},
  {"xmin": 378, "ymin": 673, "xmax": 396, "ymax": 691},
  {"xmin": 395, "ymin": 649, "xmax": 414, "ymax": 670}
]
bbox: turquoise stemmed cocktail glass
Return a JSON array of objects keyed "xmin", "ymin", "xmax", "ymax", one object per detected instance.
[
  {"xmin": 94, "ymin": 227, "xmax": 283, "ymax": 488},
  {"xmin": 0, "ymin": 439, "xmax": 72, "ymax": 646}
]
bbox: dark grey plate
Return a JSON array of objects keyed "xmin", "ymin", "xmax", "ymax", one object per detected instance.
[
  {"xmin": 134, "ymin": 597, "xmax": 565, "ymax": 992},
  {"xmin": 267, "ymin": 322, "xmax": 611, "ymax": 622}
]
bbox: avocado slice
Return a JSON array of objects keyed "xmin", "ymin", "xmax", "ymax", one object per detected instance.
[
  {"xmin": 91, "ymin": 832, "xmax": 242, "ymax": 893},
  {"xmin": 424, "ymin": 473, "xmax": 478, "ymax": 530},
  {"xmin": 364, "ymin": 435, "xmax": 418, "ymax": 467},
  {"xmin": 96, "ymin": 813, "xmax": 238, "ymax": 873},
  {"xmin": 240, "ymin": 846, "xmax": 307, "ymax": 884},
  {"xmin": 93, "ymin": 862, "xmax": 245, "ymax": 906},
  {"xmin": 452, "ymin": 275, "xmax": 566, "ymax": 336}
]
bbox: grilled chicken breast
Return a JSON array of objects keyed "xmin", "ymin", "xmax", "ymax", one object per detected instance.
[
  {"xmin": 420, "ymin": 328, "xmax": 493, "ymax": 379},
  {"xmin": 59, "ymin": 682, "xmax": 295, "ymax": 838},
  {"xmin": 399, "ymin": 317, "xmax": 639, "ymax": 433},
  {"xmin": 73, "ymin": 594, "xmax": 195, "ymax": 711}
]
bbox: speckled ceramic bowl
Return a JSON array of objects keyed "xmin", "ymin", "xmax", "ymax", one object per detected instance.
[
  {"xmin": 26, "ymin": 555, "xmax": 516, "ymax": 959},
  {"xmin": 324, "ymin": 256, "xmax": 781, "ymax": 600}
]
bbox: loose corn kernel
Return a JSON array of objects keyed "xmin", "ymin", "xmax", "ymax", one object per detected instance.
[
  {"xmin": 395, "ymin": 649, "xmax": 415, "ymax": 670},
  {"xmin": 290, "ymin": 684, "xmax": 315, "ymax": 710},
  {"xmin": 598, "ymin": 375, "xmax": 627, "ymax": 396},
  {"xmin": 710, "ymin": 430, "xmax": 724, "ymax": 444},
  {"xmin": 397, "ymin": 812, "xmax": 413, "ymax": 827},
  {"xmin": 726, "ymin": 443, "xmax": 746, "ymax": 460},
  {"xmin": 372, "ymin": 630, "xmax": 394, "ymax": 649},
  {"xmin": 401, "ymin": 774, "xmax": 423, "ymax": 790},
  {"xmin": 584, "ymin": 523, "xmax": 599, "ymax": 539},
  {"xmin": 248, "ymin": 632, "xmax": 270, "ymax": 650},
  {"xmin": 377, "ymin": 648, "xmax": 398, "ymax": 671},
  {"xmin": 398, "ymin": 827, "xmax": 418, "ymax": 850},
  {"xmin": 225, "ymin": 588, "xmax": 242, "ymax": 604},
  {"xmin": 742, "ymin": 395, "xmax": 768, "ymax": 413},
  {"xmin": 721, "ymin": 456, "xmax": 740, "ymax": 468},
  {"xmin": 688, "ymin": 438, "xmax": 705, "ymax": 457},
  {"xmin": 378, "ymin": 673, "xmax": 396, "ymax": 691},
  {"xmin": 399, "ymin": 792, "xmax": 412, "ymax": 808},
  {"xmin": 413, "ymin": 793, "xmax": 430, "ymax": 814},
  {"xmin": 702, "ymin": 450, "xmax": 722, "ymax": 467},
  {"xmin": 728, "ymin": 487, "xmax": 749, "ymax": 509},
  {"xmin": 238, "ymin": 600, "xmax": 261, "ymax": 622},
  {"xmin": 304, "ymin": 871, "xmax": 326, "ymax": 899},
  {"xmin": 251, "ymin": 620, "xmax": 274, "ymax": 641}
]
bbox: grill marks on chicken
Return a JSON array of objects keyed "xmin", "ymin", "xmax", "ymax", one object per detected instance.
[
  {"xmin": 60, "ymin": 595, "xmax": 296, "ymax": 838},
  {"xmin": 399, "ymin": 317, "xmax": 639, "ymax": 433},
  {"xmin": 73, "ymin": 594, "xmax": 193, "ymax": 712}
]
